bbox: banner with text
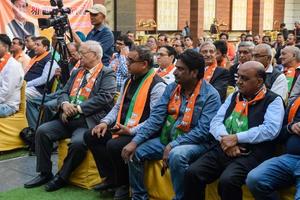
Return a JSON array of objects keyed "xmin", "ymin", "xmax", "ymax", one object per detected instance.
[{"xmin": 0, "ymin": 0, "xmax": 93, "ymax": 40}]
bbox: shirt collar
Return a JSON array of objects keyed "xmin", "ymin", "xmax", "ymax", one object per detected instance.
[
  {"xmin": 87, "ymin": 64, "xmax": 98, "ymax": 74},
  {"xmin": 94, "ymin": 24, "xmax": 105, "ymax": 32},
  {"xmin": 266, "ymin": 64, "xmax": 273, "ymax": 73},
  {"xmin": 14, "ymin": 19, "xmax": 25, "ymax": 27}
]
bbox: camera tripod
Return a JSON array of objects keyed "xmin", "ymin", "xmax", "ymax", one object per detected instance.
[{"xmin": 35, "ymin": 34, "xmax": 72, "ymax": 131}]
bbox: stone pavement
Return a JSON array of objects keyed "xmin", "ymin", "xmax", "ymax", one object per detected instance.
[{"xmin": 0, "ymin": 154, "xmax": 58, "ymax": 192}]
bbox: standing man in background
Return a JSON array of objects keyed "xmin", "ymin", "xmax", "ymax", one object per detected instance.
[{"xmin": 85, "ymin": 4, "xmax": 114, "ymax": 66}]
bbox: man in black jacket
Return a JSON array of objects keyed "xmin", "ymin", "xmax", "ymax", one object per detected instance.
[{"xmin": 199, "ymin": 41, "xmax": 230, "ymax": 102}]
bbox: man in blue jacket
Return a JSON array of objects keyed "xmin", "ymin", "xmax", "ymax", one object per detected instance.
[
  {"xmin": 85, "ymin": 4, "xmax": 114, "ymax": 67},
  {"xmin": 247, "ymin": 94, "xmax": 300, "ymax": 200},
  {"xmin": 122, "ymin": 49, "xmax": 221, "ymax": 200}
]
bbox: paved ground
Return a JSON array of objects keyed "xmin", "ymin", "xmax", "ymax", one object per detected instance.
[{"xmin": 0, "ymin": 154, "xmax": 58, "ymax": 192}]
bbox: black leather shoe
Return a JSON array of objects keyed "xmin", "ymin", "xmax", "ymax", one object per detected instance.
[
  {"xmin": 44, "ymin": 174, "xmax": 67, "ymax": 192},
  {"xmin": 114, "ymin": 185, "xmax": 129, "ymax": 200},
  {"xmin": 93, "ymin": 180, "xmax": 115, "ymax": 191},
  {"xmin": 24, "ymin": 173, "xmax": 53, "ymax": 188}
]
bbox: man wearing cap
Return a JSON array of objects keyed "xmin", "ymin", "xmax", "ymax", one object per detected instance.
[
  {"xmin": 0, "ymin": 34, "xmax": 24, "ymax": 117},
  {"xmin": 85, "ymin": 4, "xmax": 114, "ymax": 67}
]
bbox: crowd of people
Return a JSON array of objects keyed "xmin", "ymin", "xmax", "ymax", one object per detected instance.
[{"xmin": 1, "ymin": 2, "xmax": 300, "ymax": 200}]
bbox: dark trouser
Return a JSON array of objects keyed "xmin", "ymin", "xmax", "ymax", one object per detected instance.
[
  {"xmin": 84, "ymin": 130, "xmax": 113, "ymax": 181},
  {"xmin": 35, "ymin": 116, "xmax": 88, "ymax": 181},
  {"xmin": 84, "ymin": 133, "xmax": 132, "ymax": 186},
  {"xmin": 107, "ymin": 135, "xmax": 133, "ymax": 186},
  {"xmin": 184, "ymin": 144, "xmax": 266, "ymax": 200}
]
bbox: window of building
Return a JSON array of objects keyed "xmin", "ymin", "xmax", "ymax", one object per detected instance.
[
  {"xmin": 231, "ymin": 0, "xmax": 247, "ymax": 30},
  {"xmin": 157, "ymin": 0, "xmax": 178, "ymax": 30},
  {"xmin": 203, "ymin": 0, "xmax": 216, "ymax": 30},
  {"xmin": 263, "ymin": 0, "xmax": 274, "ymax": 30}
]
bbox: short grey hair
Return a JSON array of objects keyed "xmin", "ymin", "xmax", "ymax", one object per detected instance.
[
  {"xmin": 80, "ymin": 40, "xmax": 103, "ymax": 59},
  {"xmin": 295, "ymin": 47, "xmax": 300, "ymax": 62},
  {"xmin": 255, "ymin": 43, "xmax": 272, "ymax": 56},
  {"xmin": 238, "ymin": 41, "xmax": 255, "ymax": 49},
  {"xmin": 131, "ymin": 45, "xmax": 154, "ymax": 68},
  {"xmin": 284, "ymin": 46, "xmax": 300, "ymax": 62},
  {"xmin": 199, "ymin": 41, "xmax": 216, "ymax": 52}
]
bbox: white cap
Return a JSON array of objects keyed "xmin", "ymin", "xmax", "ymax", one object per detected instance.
[{"xmin": 86, "ymin": 4, "xmax": 107, "ymax": 16}]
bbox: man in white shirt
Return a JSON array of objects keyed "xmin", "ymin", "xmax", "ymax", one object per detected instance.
[
  {"xmin": 156, "ymin": 45, "xmax": 176, "ymax": 84},
  {"xmin": 10, "ymin": 37, "xmax": 30, "ymax": 69},
  {"xmin": 0, "ymin": 34, "xmax": 24, "ymax": 117},
  {"xmin": 252, "ymin": 44, "xmax": 288, "ymax": 100}
]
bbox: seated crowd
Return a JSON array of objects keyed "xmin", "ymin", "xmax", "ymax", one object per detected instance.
[{"xmin": 1, "ymin": 3, "xmax": 300, "ymax": 200}]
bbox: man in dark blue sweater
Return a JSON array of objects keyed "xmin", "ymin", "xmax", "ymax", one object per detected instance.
[
  {"xmin": 85, "ymin": 4, "xmax": 114, "ymax": 67},
  {"xmin": 246, "ymin": 96, "xmax": 300, "ymax": 200}
]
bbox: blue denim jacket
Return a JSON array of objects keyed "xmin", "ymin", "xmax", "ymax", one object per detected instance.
[
  {"xmin": 87, "ymin": 25, "xmax": 114, "ymax": 66},
  {"xmin": 132, "ymin": 80, "xmax": 221, "ymax": 148}
]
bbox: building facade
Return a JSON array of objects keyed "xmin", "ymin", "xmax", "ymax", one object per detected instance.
[{"xmin": 94, "ymin": 0, "xmax": 299, "ymax": 39}]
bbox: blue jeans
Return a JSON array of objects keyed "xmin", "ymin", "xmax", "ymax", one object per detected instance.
[
  {"xmin": 246, "ymin": 154, "xmax": 300, "ymax": 200},
  {"xmin": 0, "ymin": 104, "xmax": 16, "ymax": 117},
  {"xmin": 128, "ymin": 137, "xmax": 206, "ymax": 200}
]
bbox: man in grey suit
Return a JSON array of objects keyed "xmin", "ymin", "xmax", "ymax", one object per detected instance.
[{"xmin": 24, "ymin": 40, "xmax": 116, "ymax": 192}]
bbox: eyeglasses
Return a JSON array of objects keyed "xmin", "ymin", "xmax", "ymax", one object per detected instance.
[
  {"xmin": 238, "ymin": 50, "xmax": 251, "ymax": 55},
  {"xmin": 126, "ymin": 57, "xmax": 144, "ymax": 65},
  {"xmin": 173, "ymin": 44, "xmax": 181, "ymax": 48}
]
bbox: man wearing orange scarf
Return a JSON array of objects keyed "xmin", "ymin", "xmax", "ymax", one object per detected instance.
[
  {"xmin": 122, "ymin": 49, "xmax": 221, "ymax": 200},
  {"xmin": 0, "ymin": 34, "xmax": 24, "ymax": 117},
  {"xmin": 247, "ymin": 93, "xmax": 300, "ymax": 200},
  {"xmin": 24, "ymin": 36, "xmax": 59, "ymax": 100},
  {"xmin": 85, "ymin": 45, "xmax": 166, "ymax": 199},
  {"xmin": 156, "ymin": 45, "xmax": 177, "ymax": 84},
  {"xmin": 200, "ymin": 41, "xmax": 230, "ymax": 102},
  {"xmin": 280, "ymin": 46, "xmax": 300, "ymax": 95},
  {"xmin": 24, "ymin": 41, "xmax": 116, "ymax": 192},
  {"xmin": 10, "ymin": 37, "xmax": 30, "ymax": 69},
  {"xmin": 184, "ymin": 61, "xmax": 285, "ymax": 200}
]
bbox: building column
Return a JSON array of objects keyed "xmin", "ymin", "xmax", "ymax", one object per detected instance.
[
  {"xmin": 190, "ymin": 0, "xmax": 204, "ymax": 39},
  {"xmin": 273, "ymin": 0, "xmax": 285, "ymax": 31},
  {"xmin": 116, "ymin": 0, "xmax": 136, "ymax": 33},
  {"xmin": 252, "ymin": 0, "xmax": 264, "ymax": 35}
]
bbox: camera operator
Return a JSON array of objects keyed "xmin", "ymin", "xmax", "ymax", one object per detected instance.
[{"xmin": 74, "ymin": 4, "xmax": 114, "ymax": 67}]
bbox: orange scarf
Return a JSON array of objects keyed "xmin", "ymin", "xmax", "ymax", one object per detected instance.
[
  {"xmin": 288, "ymin": 97, "xmax": 300, "ymax": 123},
  {"xmin": 157, "ymin": 64, "xmax": 175, "ymax": 77},
  {"xmin": 14, "ymin": 52, "xmax": 23, "ymax": 61},
  {"xmin": 204, "ymin": 60, "xmax": 217, "ymax": 82},
  {"xmin": 0, "ymin": 53, "xmax": 11, "ymax": 72},
  {"xmin": 224, "ymin": 86, "xmax": 267, "ymax": 134},
  {"xmin": 70, "ymin": 63, "xmax": 103, "ymax": 100},
  {"xmin": 116, "ymin": 69, "xmax": 156, "ymax": 128},
  {"xmin": 24, "ymin": 51, "xmax": 50, "ymax": 74},
  {"xmin": 220, "ymin": 58, "xmax": 227, "ymax": 68},
  {"xmin": 168, "ymin": 79, "xmax": 202, "ymax": 132}
]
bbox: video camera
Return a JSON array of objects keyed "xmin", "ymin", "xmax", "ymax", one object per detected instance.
[{"xmin": 38, "ymin": 0, "xmax": 71, "ymax": 36}]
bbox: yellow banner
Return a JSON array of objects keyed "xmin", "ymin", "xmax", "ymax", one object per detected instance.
[{"xmin": 0, "ymin": 0, "xmax": 93, "ymax": 40}]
